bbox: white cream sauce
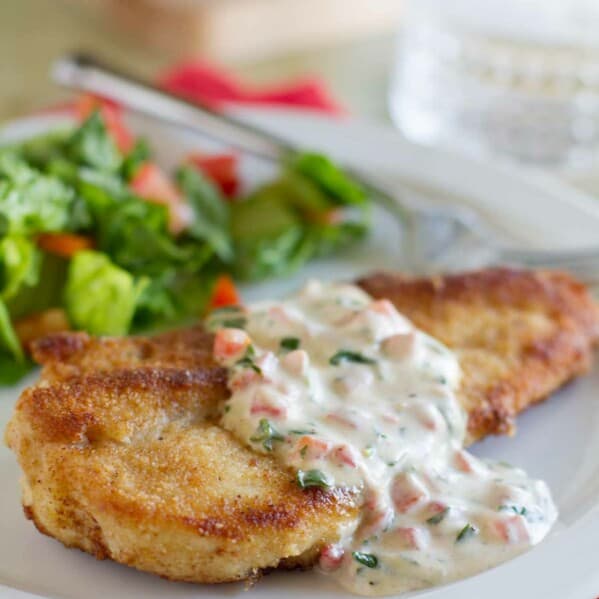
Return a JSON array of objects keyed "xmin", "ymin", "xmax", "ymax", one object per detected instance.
[{"xmin": 209, "ymin": 280, "xmax": 557, "ymax": 596}]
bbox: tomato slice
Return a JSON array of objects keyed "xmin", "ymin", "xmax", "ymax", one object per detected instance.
[
  {"xmin": 188, "ymin": 153, "xmax": 239, "ymax": 198},
  {"xmin": 76, "ymin": 94, "xmax": 134, "ymax": 154},
  {"xmin": 37, "ymin": 233, "xmax": 94, "ymax": 258},
  {"xmin": 130, "ymin": 162, "xmax": 193, "ymax": 235},
  {"xmin": 209, "ymin": 274, "xmax": 241, "ymax": 309}
]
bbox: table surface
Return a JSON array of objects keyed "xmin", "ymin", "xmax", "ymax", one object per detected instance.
[{"xmin": 1, "ymin": 0, "xmax": 395, "ymax": 122}]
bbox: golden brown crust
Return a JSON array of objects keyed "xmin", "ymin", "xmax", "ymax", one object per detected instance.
[
  {"xmin": 5, "ymin": 329, "xmax": 359, "ymax": 583},
  {"xmin": 5, "ymin": 267, "xmax": 598, "ymax": 583},
  {"xmin": 357, "ymin": 268, "xmax": 599, "ymax": 442}
]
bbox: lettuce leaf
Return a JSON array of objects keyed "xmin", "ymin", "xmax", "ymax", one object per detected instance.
[
  {"xmin": 132, "ymin": 272, "xmax": 180, "ymax": 329},
  {"xmin": 0, "ymin": 298, "xmax": 23, "ymax": 362},
  {"xmin": 228, "ymin": 156, "xmax": 369, "ymax": 281},
  {"xmin": 11, "ymin": 128, "xmax": 71, "ymax": 171},
  {"xmin": 0, "ymin": 123, "xmax": 373, "ymax": 371},
  {"xmin": 66, "ymin": 111, "xmax": 122, "ymax": 173},
  {"xmin": 5, "ymin": 252, "xmax": 68, "ymax": 321},
  {"xmin": 289, "ymin": 152, "xmax": 367, "ymax": 206},
  {"xmin": 175, "ymin": 165, "xmax": 233, "ymax": 263},
  {"xmin": 0, "ymin": 236, "xmax": 41, "ymax": 301},
  {"xmin": 230, "ymin": 194, "xmax": 306, "ymax": 280},
  {"xmin": 65, "ymin": 250, "xmax": 148, "ymax": 336},
  {"xmin": 121, "ymin": 138, "xmax": 150, "ymax": 181},
  {"xmin": 133, "ymin": 268, "xmax": 215, "ymax": 331},
  {"xmin": 0, "ymin": 153, "xmax": 74, "ymax": 235},
  {"xmin": 0, "ymin": 246, "xmax": 66, "ymax": 385},
  {"xmin": 73, "ymin": 168, "xmax": 190, "ymax": 273}
]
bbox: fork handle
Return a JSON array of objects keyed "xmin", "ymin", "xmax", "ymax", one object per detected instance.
[{"xmin": 52, "ymin": 52, "xmax": 294, "ymax": 162}]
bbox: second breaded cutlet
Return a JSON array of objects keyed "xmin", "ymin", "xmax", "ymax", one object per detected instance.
[
  {"xmin": 357, "ymin": 268, "xmax": 599, "ymax": 443},
  {"xmin": 5, "ymin": 268, "xmax": 598, "ymax": 583}
]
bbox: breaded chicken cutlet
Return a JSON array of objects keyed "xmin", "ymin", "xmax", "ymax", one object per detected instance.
[
  {"xmin": 358, "ymin": 268, "xmax": 599, "ymax": 442},
  {"xmin": 5, "ymin": 268, "xmax": 598, "ymax": 584}
]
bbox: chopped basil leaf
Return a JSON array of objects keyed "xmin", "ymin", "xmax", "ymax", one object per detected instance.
[
  {"xmin": 250, "ymin": 419, "xmax": 284, "ymax": 451},
  {"xmin": 427, "ymin": 507, "xmax": 449, "ymax": 525},
  {"xmin": 236, "ymin": 356, "xmax": 261, "ymax": 373},
  {"xmin": 498, "ymin": 504, "xmax": 528, "ymax": 517},
  {"xmin": 456, "ymin": 523, "xmax": 478, "ymax": 543},
  {"xmin": 280, "ymin": 336, "xmax": 300, "ymax": 351},
  {"xmin": 235, "ymin": 346, "xmax": 261, "ymax": 374},
  {"xmin": 296, "ymin": 468, "xmax": 331, "ymax": 489},
  {"xmin": 289, "ymin": 428, "xmax": 317, "ymax": 435},
  {"xmin": 352, "ymin": 551, "xmax": 379, "ymax": 568},
  {"xmin": 330, "ymin": 350, "xmax": 376, "ymax": 366}
]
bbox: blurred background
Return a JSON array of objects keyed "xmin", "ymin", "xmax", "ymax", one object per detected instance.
[
  {"xmin": 3, "ymin": 0, "xmax": 599, "ymax": 184},
  {"xmin": 1, "ymin": 0, "xmax": 402, "ymax": 120}
]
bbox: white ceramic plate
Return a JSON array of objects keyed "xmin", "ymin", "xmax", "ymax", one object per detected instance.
[{"xmin": 1, "ymin": 109, "xmax": 598, "ymax": 599}]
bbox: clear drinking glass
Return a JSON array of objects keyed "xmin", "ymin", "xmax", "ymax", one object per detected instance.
[{"xmin": 390, "ymin": 0, "xmax": 599, "ymax": 168}]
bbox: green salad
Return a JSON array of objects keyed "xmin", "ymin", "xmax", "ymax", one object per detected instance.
[{"xmin": 0, "ymin": 108, "xmax": 370, "ymax": 384}]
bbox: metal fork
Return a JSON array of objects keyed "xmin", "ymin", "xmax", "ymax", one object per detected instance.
[{"xmin": 51, "ymin": 52, "xmax": 599, "ymax": 282}]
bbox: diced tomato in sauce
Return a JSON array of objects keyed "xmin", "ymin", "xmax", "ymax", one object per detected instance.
[
  {"xmin": 391, "ymin": 472, "xmax": 429, "ymax": 513},
  {"xmin": 293, "ymin": 436, "xmax": 331, "ymax": 461},
  {"xmin": 393, "ymin": 527, "xmax": 429, "ymax": 550},
  {"xmin": 230, "ymin": 369, "xmax": 261, "ymax": 391},
  {"xmin": 454, "ymin": 449, "xmax": 479, "ymax": 474},
  {"xmin": 427, "ymin": 501, "xmax": 449, "ymax": 517},
  {"xmin": 493, "ymin": 516, "xmax": 530, "ymax": 544},
  {"xmin": 250, "ymin": 390, "xmax": 287, "ymax": 419},
  {"xmin": 331, "ymin": 444, "xmax": 358, "ymax": 468},
  {"xmin": 382, "ymin": 332, "xmax": 415, "ymax": 359},
  {"xmin": 357, "ymin": 507, "xmax": 393, "ymax": 541},
  {"xmin": 281, "ymin": 349, "xmax": 309, "ymax": 376},
  {"xmin": 213, "ymin": 328, "xmax": 250, "ymax": 362},
  {"xmin": 319, "ymin": 544, "xmax": 345, "ymax": 571},
  {"xmin": 355, "ymin": 489, "xmax": 393, "ymax": 540},
  {"xmin": 370, "ymin": 299, "xmax": 396, "ymax": 317},
  {"xmin": 325, "ymin": 411, "xmax": 359, "ymax": 430}
]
